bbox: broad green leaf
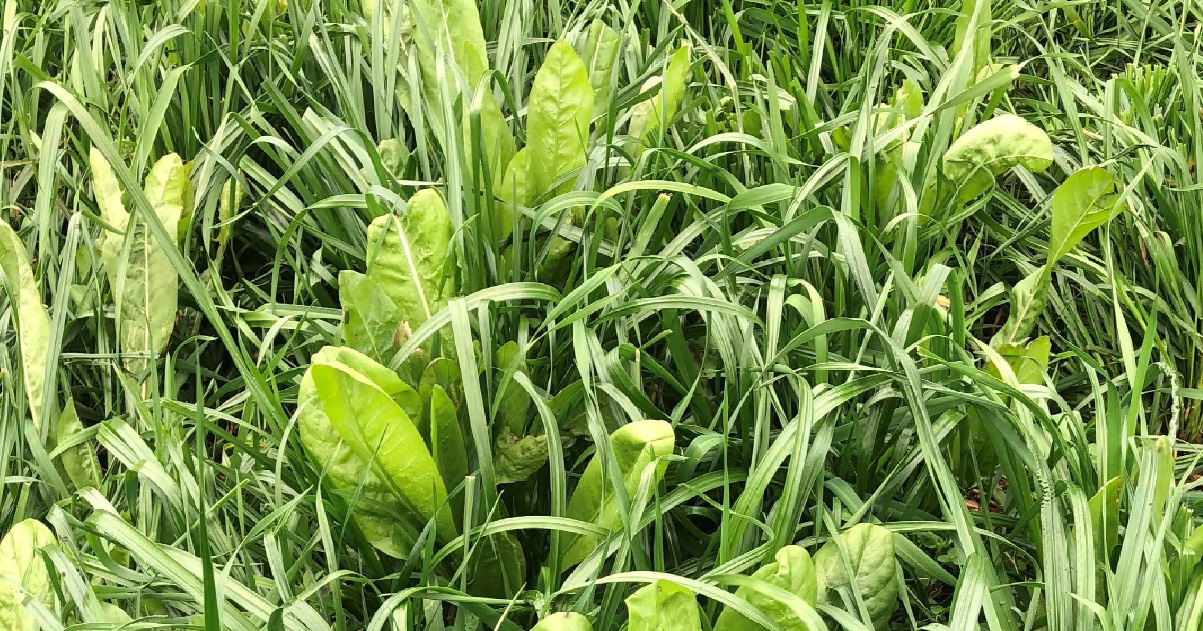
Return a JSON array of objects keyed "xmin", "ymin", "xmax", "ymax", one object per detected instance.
[
  {"xmin": 952, "ymin": 0, "xmax": 991, "ymax": 78},
  {"xmin": 1150, "ymin": 436, "xmax": 1174, "ymax": 526},
  {"xmin": 0, "ymin": 220, "xmax": 51, "ymax": 427},
  {"xmin": 495, "ymin": 341, "xmax": 531, "ymax": 434},
  {"xmin": 1048, "ymin": 166, "xmax": 1126, "ymax": 264},
  {"xmin": 714, "ymin": 545, "xmax": 820, "ymax": 631},
  {"xmin": 297, "ymin": 347, "xmax": 431, "ymax": 558},
  {"xmin": 310, "ymin": 355, "xmax": 458, "ymax": 542},
  {"xmin": 627, "ymin": 45, "xmax": 691, "ymax": 143},
  {"xmin": 522, "ymin": 39, "xmax": 593, "ymax": 274},
  {"xmin": 410, "ymin": 0, "xmax": 514, "ymax": 184},
  {"xmin": 410, "ymin": 0, "xmax": 488, "ymax": 93},
  {"xmin": 626, "ymin": 580, "xmax": 701, "ymax": 631},
  {"xmin": 428, "ymin": 384, "xmax": 468, "ymax": 512},
  {"xmin": 361, "ymin": 0, "xmax": 413, "ymax": 43},
  {"xmin": 339, "ymin": 270, "xmax": 403, "ymax": 363},
  {"xmin": 988, "ymin": 336, "xmax": 1051, "ymax": 385},
  {"xmin": 90, "ymin": 147, "xmax": 128, "ymax": 231},
  {"xmin": 1088, "ymin": 476, "xmax": 1121, "ymax": 559},
  {"xmin": 0, "ymin": 519, "xmax": 55, "ymax": 631},
  {"xmin": 990, "ymin": 266, "xmax": 1051, "ymax": 348},
  {"xmin": 941, "ymin": 114, "xmax": 1053, "ymax": 205},
  {"xmin": 493, "ymin": 148, "xmax": 530, "ymax": 241},
  {"xmin": 814, "ymin": 524, "xmax": 899, "ymax": 628},
  {"xmin": 419, "ymin": 357, "xmax": 464, "ymax": 426},
  {"xmin": 94, "ymin": 152, "xmax": 181, "ymax": 376},
  {"xmin": 143, "ymin": 153, "xmax": 192, "ymax": 243},
  {"xmin": 526, "ymin": 40, "xmax": 593, "ymax": 201},
  {"xmin": 531, "ymin": 612, "xmax": 593, "ymax": 631},
  {"xmin": 55, "ymin": 400, "xmax": 102, "ymax": 490},
  {"xmin": 993, "ymin": 167, "xmax": 1125, "ymax": 347},
  {"xmin": 872, "ymin": 80, "xmax": 923, "ymax": 213},
  {"xmin": 562, "ymin": 420, "xmax": 674, "ymax": 568},
  {"xmin": 466, "ymin": 526, "xmax": 527, "ymax": 598},
  {"xmin": 580, "ymin": 21, "xmax": 621, "ymax": 117},
  {"xmin": 494, "ymin": 432, "xmax": 548, "ymax": 484},
  {"xmin": 378, "ymin": 138, "xmax": 410, "ymax": 177},
  {"xmin": 101, "ymin": 602, "xmax": 132, "ymax": 623},
  {"xmin": 366, "ymin": 189, "xmax": 454, "ymax": 330}
]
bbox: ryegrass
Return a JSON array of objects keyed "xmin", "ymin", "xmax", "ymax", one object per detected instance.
[{"xmin": 1, "ymin": 0, "xmax": 1202, "ymax": 629}]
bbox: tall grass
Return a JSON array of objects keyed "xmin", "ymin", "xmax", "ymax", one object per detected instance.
[{"xmin": 0, "ymin": 0, "xmax": 1200, "ymax": 629}]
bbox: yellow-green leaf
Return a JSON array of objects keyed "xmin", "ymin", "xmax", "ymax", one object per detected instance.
[{"xmin": 0, "ymin": 220, "xmax": 51, "ymax": 427}]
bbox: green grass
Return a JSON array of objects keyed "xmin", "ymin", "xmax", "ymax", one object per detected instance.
[{"xmin": 1, "ymin": 0, "xmax": 1202, "ymax": 629}]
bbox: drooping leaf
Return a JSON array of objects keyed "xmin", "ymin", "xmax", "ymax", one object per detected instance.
[
  {"xmin": 0, "ymin": 519, "xmax": 55, "ymax": 631},
  {"xmin": 494, "ymin": 432, "xmax": 548, "ymax": 484},
  {"xmin": 531, "ymin": 612, "xmax": 593, "ymax": 631},
  {"xmin": 1048, "ymin": 166, "xmax": 1126, "ymax": 264},
  {"xmin": 339, "ymin": 270, "xmax": 403, "ymax": 363},
  {"xmin": 628, "ymin": 45, "xmax": 691, "ymax": 144},
  {"xmin": 310, "ymin": 354, "xmax": 458, "ymax": 542},
  {"xmin": 714, "ymin": 545, "xmax": 820, "ymax": 631},
  {"xmin": 580, "ymin": 21, "xmax": 621, "ymax": 117},
  {"xmin": 365, "ymin": 189, "xmax": 454, "ymax": 330},
  {"xmin": 562, "ymin": 420, "xmax": 674, "ymax": 568},
  {"xmin": 941, "ymin": 114, "xmax": 1053, "ymax": 206},
  {"xmin": 626, "ymin": 580, "xmax": 702, "ymax": 631},
  {"xmin": 814, "ymin": 523, "xmax": 899, "ymax": 628},
  {"xmin": 0, "ymin": 220, "xmax": 51, "ymax": 427},
  {"xmin": 525, "ymin": 40, "xmax": 594, "ymax": 201}
]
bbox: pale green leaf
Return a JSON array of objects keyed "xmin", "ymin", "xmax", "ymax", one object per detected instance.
[
  {"xmin": 526, "ymin": 40, "xmax": 593, "ymax": 201},
  {"xmin": 1048, "ymin": 166, "xmax": 1126, "ymax": 264},
  {"xmin": 814, "ymin": 523, "xmax": 899, "ymax": 628},
  {"xmin": 563, "ymin": 420, "xmax": 674, "ymax": 568},
  {"xmin": 0, "ymin": 220, "xmax": 51, "ymax": 427},
  {"xmin": 531, "ymin": 612, "xmax": 593, "ymax": 631},
  {"xmin": 627, "ymin": 45, "xmax": 690, "ymax": 143},
  {"xmin": 626, "ymin": 580, "xmax": 702, "ymax": 631},
  {"xmin": 339, "ymin": 270, "xmax": 403, "ymax": 363},
  {"xmin": 494, "ymin": 432, "xmax": 548, "ymax": 484},
  {"xmin": 580, "ymin": 21, "xmax": 621, "ymax": 117},
  {"xmin": 297, "ymin": 346, "xmax": 428, "ymax": 558},
  {"xmin": 311, "ymin": 355, "xmax": 458, "ymax": 541},
  {"xmin": 0, "ymin": 519, "xmax": 55, "ymax": 631},
  {"xmin": 714, "ymin": 545, "xmax": 820, "ymax": 631},
  {"xmin": 366, "ymin": 189, "xmax": 455, "ymax": 330},
  {"xmin": 55, "ymin": 399, "xmax": 102, "ymax": 491},
  {"xmin": 941, "ymin": 114, "xmax": 1053, "ymax": 205}
]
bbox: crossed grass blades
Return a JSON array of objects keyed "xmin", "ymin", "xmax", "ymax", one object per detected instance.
[{"xmin": 0, "ymin": 0, "xmax": 1201, "ymax": 629}]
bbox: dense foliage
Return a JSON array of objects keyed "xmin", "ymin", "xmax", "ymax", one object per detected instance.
[{"xmin": 0, "ymin": 0, "xmax": 1201, "ymax": 629}]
